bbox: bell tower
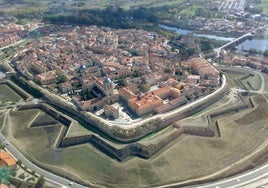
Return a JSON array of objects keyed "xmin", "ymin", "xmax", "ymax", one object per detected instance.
[{"xmin": 103, "ymin": 76, "xmax": 113, "ymax": 96}]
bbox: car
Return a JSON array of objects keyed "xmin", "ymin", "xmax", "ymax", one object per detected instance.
[{"xmin": 68, "ymin": 182, "xmax": 73, "ymax": 186}]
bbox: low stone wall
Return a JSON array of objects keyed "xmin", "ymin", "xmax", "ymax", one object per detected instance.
[
  {"xmin": 209, "ymin": 104, "xmax": 249, "ymax": 119},
  {"xmin": 181, "ymin": 126, "xmax": 215, "ymax": 137}
]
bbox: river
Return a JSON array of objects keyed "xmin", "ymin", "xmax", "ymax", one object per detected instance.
[
  {"xmin": 160, "ymin": 24, "xmax": 268, "ymax": 52},
  {"xmin": 236, "ymin": 39, "xmax": 268, "ymax": 52}
]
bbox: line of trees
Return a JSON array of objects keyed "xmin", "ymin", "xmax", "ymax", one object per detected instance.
[{"xmin": 43, "ymin": 6, "xmax": 159, "ymax": 29}]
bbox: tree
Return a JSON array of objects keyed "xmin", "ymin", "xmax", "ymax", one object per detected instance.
[
  {"xmin": 0, "ymin": 142, "xmax": 5, "ymax": 150},
  {"xmin": 139, "ymin": 84, "xmax": 150, "ymax": 93},
  {"xmin": 16, "ymin": 159, "xmax": 22, "ymax": 166},
  {"xmin": 248, "ymin": 48, "xmax": 257, "ymax": 54},
  {"xmin": 117, "ymin": 76, "xmax": 125, "ymax": 87},
  {"xmin": 245, "ymin": 6, "xmax": 263, "ymax": 14},
  {"xmin": 4, "ymin": 0, "xmax": 24, "ymax": 4},
  {"xmin": 11, "ymin": 169, "xmax": 17, "ymax": 177},
  {"xmin": 175, "ymin": 70, "xmax": 182, "ymax": 75},
  {"xmin": 0, "ymin": 166, "xmax": 10, "ymax": 184},
  {"xmin": 31, "ymin": 170, "xmax": 36, "ymax": 176},
  {"xmin": 36, "ymin": 175, "xmax": 45, "ymax": 188},
  {"xmin": 263, "ymin": 50, "xmax": 268, "ymax": 57},
  {"xmin": 58, "ymin": 74, "xmax": 67, "ymax": 83}
]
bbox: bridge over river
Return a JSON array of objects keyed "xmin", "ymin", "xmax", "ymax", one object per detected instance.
[{"xmin": 214, "ymin": 32, "xmax": 253, "ymax": 57}]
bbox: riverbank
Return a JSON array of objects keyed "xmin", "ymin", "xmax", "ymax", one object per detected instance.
[
  {"xmin": 160, "ymin": 21, "xmax": 242, "ymax": 38},
  {"xmin": 160, "ymin": 23, "xmax": 268, "ymax": 53}
]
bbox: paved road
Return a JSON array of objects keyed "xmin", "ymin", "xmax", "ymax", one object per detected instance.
[{"xmin": 198, "ymin": 163, "xmax": 268, "ymax": 188}]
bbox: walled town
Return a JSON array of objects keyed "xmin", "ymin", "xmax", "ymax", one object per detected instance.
[{"xmin": 10, "ymin": 25, "xmax": 220, "ymax": 121}]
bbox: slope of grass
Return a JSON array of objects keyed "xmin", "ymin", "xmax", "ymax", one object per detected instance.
[
  {"xmin": 5, "ymin": 94, "xmax": 268, "ymax": 188},
  {"xmin": 0, "ymin": 85, "xmax": 22, "ymax": 103}
]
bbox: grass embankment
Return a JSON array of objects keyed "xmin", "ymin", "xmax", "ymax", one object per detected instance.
[
  {"xmin": 3, "ymin": 67, "xmax": 268, "ymax": 187},
  {"xmin": 5, "ymin": 94, "xmax": 268, "ymax": 188},
  {"xmin": 221, "ymin": 66, "xmax": 262, "ymax": 91},
  {"xmin": 0, "ymin": 112, "xmax": 4, "ymax": 130},
  {"xmin": 65, "ymin": 121, "xmax": 93, "ymax": 138},
  {"xmin": 4, "ymin": 109, "xmax": 61, "ymax": 153},
  {"xmin": 240, "ymin": 73, "xmax": 262, "ymax": 91},
  {"xmin": 0, "ymin": 84, "xmax": 22, "ymax": 103}
]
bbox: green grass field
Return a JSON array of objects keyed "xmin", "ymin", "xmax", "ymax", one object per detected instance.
[
  {"xmin": 260, "ymin": 0, "xmax": 268, "ymax": 14},
  {"xmin": 241, "ymin": 74, "xmax": 262, "ymax": 91},
  {"xmin": 0, "ymin": 85, "xmax": 22, "ymax": 103},
  {"xmin": 65, "ymin": 0, "xmax": 186, "ymax": 9},
  {"xmin": 65, "ymin": 121, "xmax": 93, "ymax": 137}
]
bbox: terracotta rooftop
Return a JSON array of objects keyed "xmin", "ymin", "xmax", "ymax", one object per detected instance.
[
  {"xmin": 129, "ymin": 93, "xmax": 163, "ymax": 110},
  {"xmin": 0, "ymin": 151, "xmax": 16, "ymax": 167}
]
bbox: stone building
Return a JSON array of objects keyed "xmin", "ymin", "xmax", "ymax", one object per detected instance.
[{"xmin": 104, "ymin": 105, "xmax": 119, "ymax": 119}]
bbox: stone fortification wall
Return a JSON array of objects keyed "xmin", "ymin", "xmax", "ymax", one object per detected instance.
[
  {"xmin": 61, "ymin": 135, "xmax": 92, "ymax": 147},
  {"xmin": 144, "ymin": 127, "xmax": 184, "ymax": 157},
  {"xmin": 12, "ymin": 75, "xmax": 228, "ymax": 144},
  {"xmin": 61, "ymin": 127, "xmax": 185, "ymax": 161},
  {"xmin": 17, "ymin": 103, "xmax": 72, "ymax": 127},
  {"xmin": 14, "ymin": 79, "xmax": 230, "ymax": 160},
  {"xmin": 209, "ymin": 104, "xmax": 249, "ymax": 119},
  {"xmin": 163, "ymin": 79, "xmax": 229, "ymax": 127}
]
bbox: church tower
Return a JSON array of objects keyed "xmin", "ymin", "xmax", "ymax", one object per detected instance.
[{"xmin": 103, "ymin": 76, "xmax": 114, "ymax": 96}]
